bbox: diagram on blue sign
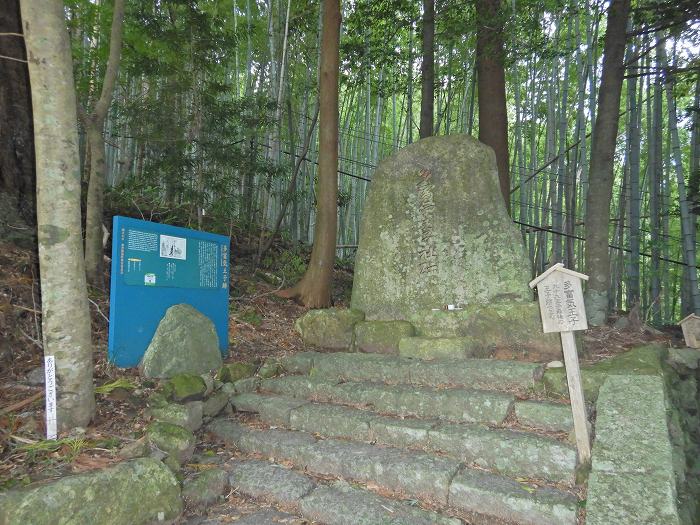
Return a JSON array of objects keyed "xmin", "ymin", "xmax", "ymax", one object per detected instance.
[{"xmin": 160, "ymin": 235, "xmax": 186, "ymax": 260}]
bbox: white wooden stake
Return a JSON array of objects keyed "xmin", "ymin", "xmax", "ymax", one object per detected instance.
[
  {"xmin": 560, "ymin": 331, "xmax": 591, "ymax": 464},
  {"xmin": 44, "ymin": 355, "xmax": 57, "ymax": 440}
]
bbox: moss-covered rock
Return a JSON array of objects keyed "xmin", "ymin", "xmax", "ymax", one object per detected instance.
[
  {"xmin": 139, "ymin": 303, "xmax": 223, "ymax": 378},
  {"xmin": 540, "ymin": 344, "xmax": 666, "ymax": 401},
  {"xmin": 182, "ymin": 468, "xmax": 229, "ymax": 510},
  {"xmin": 146, "ymin": 421, "xmax": 196, "ymax": 466},
  {"xmin": 353, "ymin": 320, "xmax": 415, "ymax": 354},
  {"xmin": 295, "ymin": 308, "xmax": 365, "ymax": 348},
  {"xmin": 217, "ymin": 362, "xmax": 257, "ymax": 383},
  {"xmin": 164, "ymin": 373, "xmax": 208, "ymax": 402},
  {"xmin": 0, "ymin": 458, "xmax": 181, "ymax": 525},
  {"xmin": 350, "ymin": 135, "xmax": 533, "ymax": 321},
  {"xmin": 150, "ymin": 401, "xmax": 203, "ymax": 431}
]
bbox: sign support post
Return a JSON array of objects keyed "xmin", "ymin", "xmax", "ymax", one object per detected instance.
[{"xmin": 529, "ymin": 263, "xmax": 591, "ymax": 465}]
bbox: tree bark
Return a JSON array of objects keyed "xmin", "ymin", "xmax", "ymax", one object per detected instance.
[
  {"xmin": 476, "ymin": 0, "xmax": 510, "ymax": 214},
  {"xmin": 0, "ymin": 0, "xmax": 35, "ymax": 224},
  {"xmin": 21, "ymin": 0, "xmax": 95, "ymax": 431},
  {"xmin": 583, "ymin": 0, "xmax": 631, "ymax": 326},
  {"xmin": 83, "ymin": 0, "xmax": 126, "ymax": 288},
  {"xmin": 418, "ymin": 0, "xmax": 434, "ymax": 139},
  {"xmin": 277, "ymin": 0, "xmax": 340, "ymax": 307}
]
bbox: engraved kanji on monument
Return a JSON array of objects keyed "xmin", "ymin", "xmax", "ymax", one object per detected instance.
[{"xmin": 529, "ymin": 263, "xmax": 591, "ymax": 465}]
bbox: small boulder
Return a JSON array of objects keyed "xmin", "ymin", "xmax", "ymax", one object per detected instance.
[
  {"xmin": 164, "ymin": 373, "xmax": 208, "ymax": 402},
  {"xmin": 182, "ymin": 468, "xmax": 229, "ymax": 510},
  {"xmin": 146, "ymin": 421, "xmax": 196, "ymax": 466},
  {"xmin": 257, "ymin": 358, "xmax": 281, "ymax": 378},
  {"xmin": 217, "ymin": 362, "xmax": 256, "ymax": 383},
  {"xmin": 0, "ymin": 458, "xmax": 181, "ymax": 525},
  {"xmin": 118, "ymin": 436, "xmax": 150, "ymax": 460},
  {"xmin": 295, "ymin": 308, "xmax": 365, "ymax": 349},
  {"xmin": 203, "ymin": 390, "xmax": 230, "ymax": 417},
  {"xmin": 139, "ymin": 304, "xmax": 223, "ymax": 379},
  {"xmin": 150, "ymin": 401, "xmax": 203, "ymax": 432}
]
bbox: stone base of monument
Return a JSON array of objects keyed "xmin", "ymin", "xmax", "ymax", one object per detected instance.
[{"xmin": 295, "ymin": 302, "xmax": 565, "ymax": 362}]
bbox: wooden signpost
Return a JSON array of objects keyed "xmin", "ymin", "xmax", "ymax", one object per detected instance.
[
  {"xmin": 679, "ymin": 314, "xmax": 700, "ymax": 348},
  {"xmin": 529, "ymin": 263, "xmax": 591, "ymax": 465}
]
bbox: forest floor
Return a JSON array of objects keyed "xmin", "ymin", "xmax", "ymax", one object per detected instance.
[{"xmin": 0, "ymin": 233, "xmax": 680, "ymax": 520}]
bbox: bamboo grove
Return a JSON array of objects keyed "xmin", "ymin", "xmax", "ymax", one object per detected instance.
[{"xmin": 64, "ymin": 0, "xmax": 700, "ymax": 325}]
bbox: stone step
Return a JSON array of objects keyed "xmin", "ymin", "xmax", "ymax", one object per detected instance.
[
  {"xmin": 258, "ymin": 378, "xmax": 514, "ymax": 425},
  {"xmin": 304, "ymin": 351, "xmax": 544, "ymax": 392},
  {"xmin": 227, "ymin": 458, "xmax": 461, "ymax": 525},
  {"xmin": 208, "ymin": 419, "xmax": 579, "ymax": 525},
  {"xmin": 231, "ymin": 393, "xmax": 577, "ymax": 484},
  {"xmin": 260, "ymin": 375, "xmax": 577, "ymax": 433}
]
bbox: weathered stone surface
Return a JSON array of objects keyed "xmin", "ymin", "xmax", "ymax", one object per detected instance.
[
  {"xmin": 294, "ymin": 308, "xmax": 364, "ymax": 348},
  {"xmin": 299, "ymin": 439, "xmax": 460, "ymax": 505},
  {"xmin": 398, "ymin": 336, "xmax": 490, "ymax": 360},
  {"xmin": 231, "ymin": 393, "xmax": 307, "ymax": 426},
  {"xmin": 385, "ymin": 384, "xmax": 513, "ymax": 425},
  {"xmin": 428, "ymin": 424, "xmax": 576, "ymax": 484},
  {"xmin": 300, "ymin": 481, "xmax": 461, "ymax": 525},
  {"xmin": 234, "ymin": 510, "xmax": 302, "ymax": 525},
  {"xmin": 667, "ymin": 347, "xmax": 700, "ymax": 370},
  {"xmin": 203, "ymin": 390, "xmax": 230, "ymax": 417},
  {"xmin": 279, "ymin": 351, "xmax": 319, "ymax": 374},
  {"xmin": 408, "ymin": 303, "xmax": 561, "ymax": 360},
  {"xmin": 232, "ymin": 376, "xmax": 260, "ymax": 393},
  {"xmin": 151, "ymin": 400, "xmax": 203, "ymax": 431},
  {"xmin": 351, "ymin": 135, "xmax": 532, "ymax": 321},
  {"xmin": 237, "ymin": 428, "xmax": 317, "ymax": 460},
  {"xmin": 257, "ymin": 358, "xmax": 281, "ymax": 378},
  {"xmin": 206, "ymin": 418, "xmax": 245, "ymax": 445},
  {"xmin": 370, "ymin": 416, "xmax": 436, "ymax": 448},
  {"xmin": 0, "ymin": 458, "xmax": 181, "ymax": 525},
  {"xmin": 515, "ymin": 400, "xmax": 575, "ymax": 432},
  {"xmin": 541, "ymin": 344, "xmax": 666, "ymax": 400},
  {"xmin": 312, "ymin": 352, "xmax": 413, "ymax": 384},
  {"xmin": 217, "ymin": 362, "xmax": 256, "ymax": 383},
  {"xmin": 586, "ymin": 374, "xmax": 681, "ymax": 525},
  {"xmin": 146, "ymin": 421, "xmax": 196, "ymax": 465},
  {"xmin": 182, "ymin": 468, "xmax": 229, "ymax": 509},
  {"xmin": 586, "ymin": 471, "xmax": 680, "ymax": 525},
  {"xmin": 353, "ymin": 320, "xmax": 415, "ymax": 354},
  {"xmin": 448, "ymin": 468, "xmax": 578, "ymax": 525},
  {"xmin": 592, "ymin": 375, "xmax": 675, "ymax": 476},
  {"xmin": 139, "ymin": 303, "xmax": 222, "ymax": 378},
  {"xmin": 261, "ymin": 375, "xmax": 339, "ymax": 400},
  {"xmin": 409, "ymin": 358, "xmax": 544, "ymax": 391},
  {"xmin": 228, "ymin": 459, "xmax": 315, "ymax": 510},
  {"xmin": 118, "ymin": 436, "xmax": 149, "ymax": 460},
  {"xmin": 289, "ymin": 403, "xmax": 372, "ymax": 440}
]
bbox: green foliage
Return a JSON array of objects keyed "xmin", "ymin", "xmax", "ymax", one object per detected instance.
[{"xmin": 94, "ymin": 378, "xmax": 137, "ymax": 395}]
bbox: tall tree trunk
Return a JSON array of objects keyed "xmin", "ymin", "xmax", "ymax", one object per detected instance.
[
  {"xmin": 418, "ymin": 0, "xmax": 434, "ymax": 139},
  {"xmin": 278, "ymin": 0, "xmax": 340, "ymax": 307},
  {"xmin": 83, "ymin": 0, "xmax": 126, "ymax": 288},
  {"xmin": 476, "ymin": 0, "xmax": 510, "ymax": 213},
  {"xmin": 21, "ymin": 0, "xmax": 95, "ymax": 431},
  {"xmin": 0, "ymin": 0, "xmax": 35, "ymax": 225},
  {"xmin": 583, "ymin": 0, "xmax": 631, "ymax": 326}
]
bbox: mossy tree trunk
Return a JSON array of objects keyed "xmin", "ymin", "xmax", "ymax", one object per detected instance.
[
  {"xmin": 21, "ymin": 0, "xmax": 95, "ymax": 430},
  {"xmin": 278, "ymin": 0, "xmax": 339, "ymax": 307}
]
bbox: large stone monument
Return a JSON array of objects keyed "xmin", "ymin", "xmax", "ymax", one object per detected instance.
[{"xmin": 297, "ymin": 135, "xmax": 560, "ymax": 360}]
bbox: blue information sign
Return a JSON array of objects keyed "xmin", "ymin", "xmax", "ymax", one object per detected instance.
[{"xmin": 108, "ymin": 216, "xmax": 230, "ymax": 367}]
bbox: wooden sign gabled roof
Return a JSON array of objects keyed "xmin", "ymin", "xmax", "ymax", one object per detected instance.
[
  {"xmin": 529, "ymin": 262, "xmax": 589, "ymax": 289},
  {"xmin": 679, "ymin": 313, "xmax": 700, "ymax": 325}
]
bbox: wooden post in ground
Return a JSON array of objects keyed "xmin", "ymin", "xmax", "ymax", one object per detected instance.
[{"xmin": 530, "ymin": 263, "xmax": 591, "ymax": 465}]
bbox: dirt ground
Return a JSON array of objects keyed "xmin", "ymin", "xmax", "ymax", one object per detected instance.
[{"xmin": 0, "ymin": 238, "xmax": 678, "ymax": 494}]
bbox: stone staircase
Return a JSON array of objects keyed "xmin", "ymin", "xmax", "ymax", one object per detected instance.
[{"xmin": 208, "ymin": 351, "xmax": 585, "ymax": 525}]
